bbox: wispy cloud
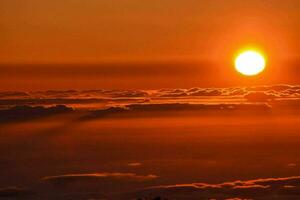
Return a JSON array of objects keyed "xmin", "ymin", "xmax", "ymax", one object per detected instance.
[
  {"xmin": 42, "ymin": 172, "xmax": 158, "ymax": 184},
  {"xmin": 129, "ymin": 176, "xmax": 300, "ymax": 199}
]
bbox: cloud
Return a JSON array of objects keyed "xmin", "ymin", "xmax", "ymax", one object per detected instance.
[
  {"xmin": 42, "ymin": 172, "xmax": 158, "ymax": 184},
  {"xmin": 0, "ymin": 85, "xmax": 299, "ymax": 119},
  {"xmin": 224, "ymin": 87, "xmax": 248, "ymax": 96},
  {"xmin": 104, "ymin": 90, "xmax": 148, "ymax": 98},
  {"xmin": 158, "ymin": 88, "xmax": 188, "ymax": 97},
  {"xmin": 0, "ymin": 85, "xmax": 299, "ymax": 100},
  {"xmin": 40, "ymin": 172, "xmax": 158, "ymax": 198},
  {"xmin": 243, "ymin": 85, "xmax": 300, "ymax": 101},
  {"xmin": 0, "ymin": 90, "xmax": 147, "ymax": 101},
  {"xmin": 82, "ymin": 102, "xmax": 272, "ymax": 120},
  {"xmin": 244, "ymin": 91, "xmax": 279, "ymax": 102},
  {"xmin": 127, "ymin": 103, "xmax": 271, "ymax": 112},
  {"xmin": 246, "ymin": 84, "xmax": 295, "ymax": 92},
  {"xmin": 0, "ymin": 105, "xmax": 73, "ymax": 123},
  {"xmin": 158, "ymin": 88, "xmax": 223, "ymax": 97},
  {"xmin": 0, "ymin": 85, "xmax": 299, "ymax": 110},
  {"xmin": 188, "ymin": 88, "xmax": 223, "ymax": 96},
  {"xmin": 129, "ymin": 176, "xmax": 300, "ymax": 199},
  {"xmin": 0, "ymin": 91, "xmax": 29, "ymax": 99},
  {"xmin": 128, "ymin": 162, "xmax": 142, "ymax": 167},
  {"xmin": 0, "ymin": 187, "xmax": 35, "ymax": 198}
]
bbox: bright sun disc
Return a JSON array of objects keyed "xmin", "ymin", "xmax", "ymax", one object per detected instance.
[{"xmin": 235, "ymin": 50, "xmax": 266, "ymax": 76}]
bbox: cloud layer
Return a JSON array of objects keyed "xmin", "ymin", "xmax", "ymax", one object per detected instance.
[
  {"xmin": 0, "ymin": 105, "xmax": 73, "ymax": 123},
  {"xmin": 0, "ymin": 187, "xmax": 35, "ymax": 198},
  {"xmin": 130, "ymin": 176, "xmax": 300, "ymax": 199},
  {"xmin": 42, "ymin": 172, "xmax": 158, "ymax": 183},
  {"xmin": 0, "ymin": 84, "xmax": 299, "ymax": 100}
]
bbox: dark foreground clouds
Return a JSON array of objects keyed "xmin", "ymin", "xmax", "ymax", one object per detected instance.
[
  {"xmin": 5, "ymin": 175, "xmax": 300, "ymax": 199},
  {"xmin": 0, "ymin": 172, "xmax": 158, "ymax": 199},
  {"xmin": 0, "ymin": 102, "xmax": 273, "ymax": 123},
  {"xmin": 42, "ymin": 172, "xmax": 158, "ymax": 184},
  {"xmin": 0, "ymin": 187, "xmax": 35, "ymax": 199},
  {"xmin": 129, "ymin": 176, "xmax": 300, "ymax": 200},
  {"xmin": 39, "ymin": 172, "xmax": 157, "ymax": 199},
  {"xmin": 82, "ymin": 102, "xmax": 272, "ymax": 120},
  {"xmin": 0, "ymin": 105, "xmax": 73, "ymax": 123}
]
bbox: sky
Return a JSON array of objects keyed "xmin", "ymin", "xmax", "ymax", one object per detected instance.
[
  {"xmin": 1, "ymin": 2, "xmax": 300, "ymax": 199},
  {"xmin": 1, "ymin": 0, "xmax": 300, "ymax": 89}
]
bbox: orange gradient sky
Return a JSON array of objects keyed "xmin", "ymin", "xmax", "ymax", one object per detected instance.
[{"xmin": 1, "ymin": 0, "xmax": 300, "ymax": 89}]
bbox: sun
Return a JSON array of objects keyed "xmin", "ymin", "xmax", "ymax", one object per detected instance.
[{"xmin": 234, "ymin": 50, "xmax": 266, "ymax": 76}]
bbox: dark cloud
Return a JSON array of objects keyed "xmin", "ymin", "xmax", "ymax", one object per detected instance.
[
  {"xmin": 0, "ymin": 105, "xmax": 73, "ymax": 123},
  {"xmin": 42, "ymin": 173, "xmax": 158, "ymax": 184},
  {"xmin": 0, "ymin": 98, "xmax": 106, "ymax": 106},
  {"xmin": 48, "ymin": 192, "xmax": 108, "ymax": 200},
  {"xmin": 40, "ymin": 172, "xmax": 158, "ymax": 199},
  {"xmin": 83, "ymin": 103, "xmax": 272, "ymax": 120},
  {"xmin": 0, "ymin": 173, "xmax": 157, "ymax": 199},
  {"xmin": 0, "ymin": 89, "xmax": 148, "ymax": 100},
  {"xmin": 33, "ymin": 90, "xmax": 79, "ymax": 98},
  {"xmin": 0, "ymin": 91, "xmax": 29, "ymax": 99},
  {"xmin": 244, "ymin": 91, "xmax": 279, "ymax": 102},
  {"xmin": 129, "ymin": 176, "xmax": 300, "ymax": 199},
  {"xmin": 0, "ymin": 187, "xmax": 35, "ymax": 198},
  {"xmin": 126, "ymin": 103, "xmax": 271, "ymax": 112}
]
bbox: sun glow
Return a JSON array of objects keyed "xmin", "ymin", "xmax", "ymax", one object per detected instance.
[{"xmin": 235, "ymin": 50, "xmax": 266, "ymax": 76}]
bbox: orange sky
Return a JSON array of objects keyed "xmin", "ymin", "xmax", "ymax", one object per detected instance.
[{"xmin": 1, "ymin": 0, "xmax": 300, "ymax": 89}]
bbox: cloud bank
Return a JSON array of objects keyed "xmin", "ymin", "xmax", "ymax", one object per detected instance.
[
  {"xmin": 0, "ymin": 187, "xmax": 35, "ymax": 198},
  {"xmin": 0, "ymin": 84, "xmax": 299, "ymax": 100},
  {"xmin": 130, "ymin": 176, "xmax": 300, "ymax": 199},
  {"xmin": 0, "ymin": 105, "xmax": 73, "ymax": 123},
  {"xmin": 42, "ymin": 172, "xmax": 158, "ymax": 184}
]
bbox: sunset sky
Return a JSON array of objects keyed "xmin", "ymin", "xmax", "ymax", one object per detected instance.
[
  {"xmin": 1, "ymin": 0, "xmax": 300, "ymax": 89},
  {"xmin": 1, "ymin": 1, "xmax": 300, "ymax": 200}
]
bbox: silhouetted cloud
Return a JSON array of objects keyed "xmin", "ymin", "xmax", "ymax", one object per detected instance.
[
  {"xmin": 0, "ymin": 91, "xmax": 29, "ymax": 99},
  {"xmin": 127, "ymin": 103, "xmax": 271, "ymax": 112},
  {"xmin": 0, "ymin": 105, "xmax": 73, "ymax": 123},
  {"xmin": 244, "ymin": 91, "xmax": 279, "ymax": 102},
  {"xmin": 0, "ymin": 187, "xmax": 35, "ymax": 198},
  {"xmin": 40, "ymin": 172, "xmax": 158, "ymax": 199},
  {"xmin": 82, "ymin": 103, "xmax": 272, "ymax": 120},
  {"xmin": 42, "ymin": 172, "xmax": 158, "ymax": 184}
]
